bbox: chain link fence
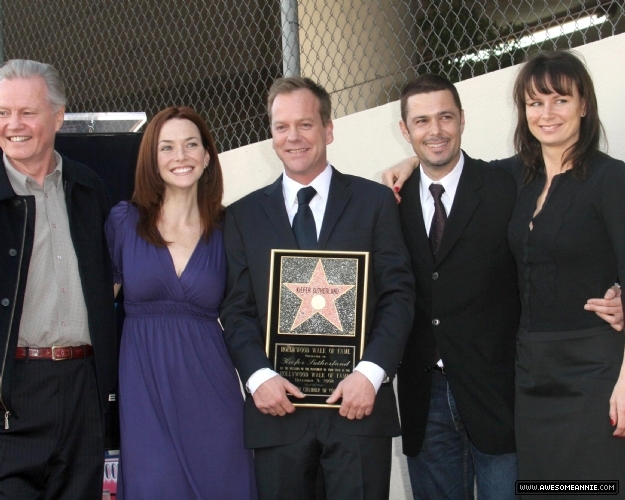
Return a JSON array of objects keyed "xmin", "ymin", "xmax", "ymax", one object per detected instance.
[{"xmin": 1, "ymin": 1, "xmax": 622, "ymax": 152}]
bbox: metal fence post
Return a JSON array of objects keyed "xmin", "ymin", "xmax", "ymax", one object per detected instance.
[
  {"xmin": 281, "ymin": 0, "xmax": 301, "ymax": 77},
  {"xmin": 0, "ymin": 3, "xmax": 4, "ymax": 64}
]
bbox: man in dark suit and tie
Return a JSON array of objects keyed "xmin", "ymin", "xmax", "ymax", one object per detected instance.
[
  {"xmin": 220, "ymin": 77, "xmax": 415, "ymax": 499},
  {"xmin": 395, "ymin": 74, "xmax": 520, "ymax": 499}
]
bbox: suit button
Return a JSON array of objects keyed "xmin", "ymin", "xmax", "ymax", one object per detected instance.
[
  {"xmin": 9, "ymin": 249, "xmax": 17, "ymax": 257},
  {"xmin": 432, "ymin": 272, "xmax": 439, "ymax": 280},
  {"xmin": 1, "ymin": 299, "xmax": 9, "ymax": 307},
  {"xmin": 12, "ymin": 199, "xmax": 21, "ymax": 208},
  {"xmin": 432, "ymin": 318, "xmax": 440, "ymax": 326}
]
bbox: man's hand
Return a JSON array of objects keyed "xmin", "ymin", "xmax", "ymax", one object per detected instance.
[
  {"xmin": 252, "ymin": 375, "xmax": 305, "ymax": 416},
  {"xmin": 326, "ymin": 371, "xmax": 376, "ymax": 420},
  {"xmin": 584, "ymin": 286, "xmax": 623, "ymax": 331},
  {"xmin": 381, "ymin": 156, "xmax": 419, "ymax": 203}
]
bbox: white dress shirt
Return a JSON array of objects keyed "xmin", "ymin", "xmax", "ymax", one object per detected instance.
[
  {"xmin": 282, "ymin": 162, "xmax": 332, "ymax": 234},
  {"xmin": 419, "ymin": 152, "xmax": 464, "ymax": 367},
  {"xmin": 419, "ymin": 152, "xmax": 464, "ymax": 231},
  {"xmin": 247, "ymin": 164, "xmax": 386, "ymax": 395}
]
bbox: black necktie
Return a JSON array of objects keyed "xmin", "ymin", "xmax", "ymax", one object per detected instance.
[
  {"xmin": 292, "ymin": 186, "xmax": 317, "ymax": 250},
  {"xmin": 429, "ymin": 184, "xmax": 447, "ymax": 257}
]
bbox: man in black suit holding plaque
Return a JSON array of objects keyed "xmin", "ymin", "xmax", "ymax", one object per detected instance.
[{"xmin": 220, "ymin": 77, "xmax": 415, "ymax": 499}]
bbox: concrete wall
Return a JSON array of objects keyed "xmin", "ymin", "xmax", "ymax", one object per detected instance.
[{"xmin": 219, "ymin": 33, "xmax": 625, "ymax": 498}]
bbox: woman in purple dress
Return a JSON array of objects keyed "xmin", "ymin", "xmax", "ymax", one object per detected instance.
[{"xmin": 105, "ymin": 107, "xmax": 257, "ymax": 499}]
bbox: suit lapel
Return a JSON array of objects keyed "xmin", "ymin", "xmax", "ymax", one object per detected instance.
[
  {"xmin": 435, "ymin": 155, "xmax": 483, "ymax": 264},
  {"xmin": 261, "ymin": 175, "xmax": 299, "ymax": 247},
  {"xmin": 317, "ymin": 167, "xmax": 352, "ymax": 249},
  {"xmin": 401, "ymin": 171, "xmax": 435, "ymax": 268}
]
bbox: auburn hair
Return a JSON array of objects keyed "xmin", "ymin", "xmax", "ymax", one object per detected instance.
[{"xmin": 131, "ymin": 106, "xmax": 224, "ymax": 246}]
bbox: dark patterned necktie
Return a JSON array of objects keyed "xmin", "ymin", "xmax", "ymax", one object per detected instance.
[
  {"xmin": 429, "ymin": 184, "xmax": 447, "ymax": 257},
  {"xmin": 292, "ymin": 186, "xmax": 318, "ymax": 250}
]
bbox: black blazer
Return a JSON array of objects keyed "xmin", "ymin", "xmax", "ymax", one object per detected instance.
[
  {"xmin": 221, "ymin": 167, "xmax": 415, "ymax": 449},
  {"xmin": 0, "ymin": 157, "xmax": 117, "ymax": 415},
  {"xmin": 397, "ymin": 153, "xmax": 520, "ymax": 456}
]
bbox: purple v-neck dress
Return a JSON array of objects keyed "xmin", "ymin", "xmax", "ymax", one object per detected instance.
[{"xmin": 105, "ymin": 202, "xmax": 256, "ymax": 499}]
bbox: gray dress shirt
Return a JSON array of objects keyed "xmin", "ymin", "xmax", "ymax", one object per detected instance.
[{"xmin": 4, "ymin": 153, "xmax": 91, "ymax": 347}]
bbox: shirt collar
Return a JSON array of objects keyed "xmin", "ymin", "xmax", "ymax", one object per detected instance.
[
  {"xmin": 4, "ymin": 151, "xmax": 63, "ymax": 194},
  {"xmin": 282, "ymin": 162, "xmax": 333, "ymax": 206},
  {"xmin": 419, "ymin": 151, "xmax": 464, "ymax": 201}
]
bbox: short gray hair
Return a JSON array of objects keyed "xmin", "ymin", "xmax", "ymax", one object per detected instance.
[{"xmin": 0, "ymin": 59, "xmax": 66, "ymax": 111}]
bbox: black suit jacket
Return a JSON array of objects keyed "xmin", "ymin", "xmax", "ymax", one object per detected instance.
[
  {"xmin": 0, "ymin": 157, "xmax": 117, "ymax": 415},
  {"xmin": 221, "ymin": 167, "xmax": 415, "ymax": 449},
  {"xmin": 397, "ymin": 153, "xmax": 520, "ymax": 456}
]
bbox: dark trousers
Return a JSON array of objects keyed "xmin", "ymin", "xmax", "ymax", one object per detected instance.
[
  {"xmin": 254, "ymin": 409, "xmax": 392, "ymax": 500},
  {"xmin": 0, "ymin": 356, "xmax": 104, "ymax": 500}
]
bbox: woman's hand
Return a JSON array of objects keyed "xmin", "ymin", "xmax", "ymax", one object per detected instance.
[
  {"xmin": 381, "ymin": 156, "xmax": 419, "ymax": 202},
  {"xmin": 610, "ymin": 375, "xmax": 625, "ymax": 436}
]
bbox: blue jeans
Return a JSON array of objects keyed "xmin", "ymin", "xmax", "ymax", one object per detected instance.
[{"xmin": 407, "ymin": 370, "xmax": 517, "ymax": 500}]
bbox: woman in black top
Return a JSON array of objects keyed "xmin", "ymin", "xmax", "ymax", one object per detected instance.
[{"xmin": 506, "ymin": 50, "xmax": 625, "ymax": 486}]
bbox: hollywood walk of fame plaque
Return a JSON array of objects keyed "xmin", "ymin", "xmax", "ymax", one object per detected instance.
[{"xmin": 266, "ymin": 250, "xmax": 369, "ymax": 407}]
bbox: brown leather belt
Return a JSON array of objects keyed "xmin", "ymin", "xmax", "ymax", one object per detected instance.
[{"xmin": 15, "ymin": 345, "xmax": 94, "ymax": 361}]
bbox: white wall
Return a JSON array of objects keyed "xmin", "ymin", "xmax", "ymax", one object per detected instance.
[{"xmin": 219, "ymin": 33, "xmax": 625, "ymax": 499}]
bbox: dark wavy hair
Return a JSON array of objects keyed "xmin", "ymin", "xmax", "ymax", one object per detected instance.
[
  {"xmin": 131, "ymin": 106, "xmax": 224, "ymax": 246},
  {"xmin": 513, "ymin": 50, "xmax": 604, "ymax": 182}
]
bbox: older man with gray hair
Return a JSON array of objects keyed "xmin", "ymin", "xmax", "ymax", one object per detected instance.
[{"xmin": 0, "ymin": 59, "xmax": 116, "ymax": 499}]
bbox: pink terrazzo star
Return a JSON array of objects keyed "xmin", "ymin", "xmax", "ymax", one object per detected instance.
[{"xmin": 284, "ymin": 259, "xmax": 354, "ymax": 332}]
